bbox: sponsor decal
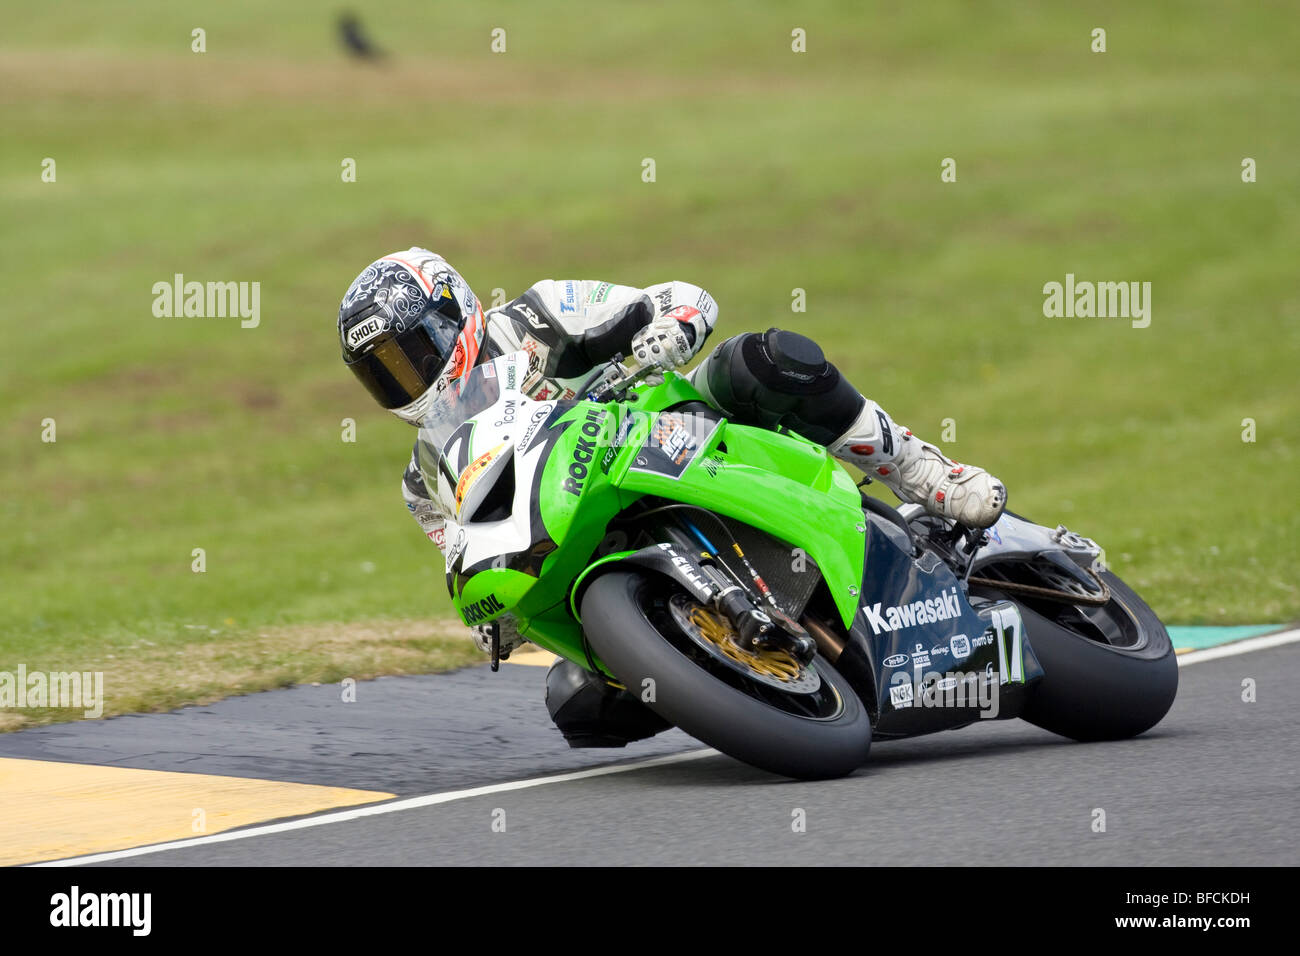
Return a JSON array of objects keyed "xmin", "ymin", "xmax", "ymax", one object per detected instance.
[
  {"xmin": 512, "ymin": 302, "xmax": 546, "ymax": 330},
  {"xmin": 520, "ymin": 334, "xmax": 550, "ymax": 390},
  {"xmin": 889, "ymin": 683, "xmax": 914, "ymax": 709},
  {"xmin": 559, "ymin": 281, "xmax": 578, "ymax": 314},
  {"xmin": 936, "ymin": 676, "xmax": 958, "ymax": 692},
  {"xmin": 695, "ymin": 289, "xmax": 715, "ymax": 317},
  {"xmin": 516, "ymin": 405, "xmax": 553, "ymax": 454},
  {"xmin": 504, "ymin": 361, "xmax": 518, "ymax": 393},
  {"xmin": 455, "ymin": 442, "xmax": 505, "ymax": 512},
  {"xmin": 909, "ymin": 642, "xmax": 931, "ymax": 668},
  {"xmin": 430, "ymin": 527, "xmax": 446, "ymax": 549},
  {"xmin": 345, "ymin": 315, "xmax": 384, "ymax": 350},
  {"xmin": 861, "ymin": 586, "xmax": 963, "ymax": 635},
  {"xmin": 972, "ymin": 632, "xmax": 995, "ymax": 648},
  {"xmin": 660, "ymin": 421, "xmax": 695, "ymax": 463},
  {"xmin": 494, "ymin": 399, "xmax": 517, "ymax": 427},
  {"xmin": 461, "ymin": 592, "xmax": 506, "ymax": 624},
  {"xmin": 882, "ymin": 653, "xmax": 908, "ymax": 668},
  {"xmin": 930, "ymin": 645, "xmax": 950, "ymax": 657},
  {"xmin": 628, "ymin": 411, "xmax": 718, "ymax": 480},
  {"xmin": 613, "ymin": 413, "xmax": 635, "ymax": 448},
  {"xmin": 562, "ymin": 408, "xmax": 608, "ymax": 496},
  {"xmin": 446, "ymin": 528, "xmax": 468, "ymax": 566},
  {"xmin": 654, "ymin": 288, "xmax": 673, "ymax": 314},
  {"xmin": 655, "ymin": 543, "xmax": 715, "ymax": 601},
  {"xmin": 600, "ymin": 446, "xmax": 617, "ymax": 473},
  {"xmin": 588, "ymin": 282, "xmax": 612, "ymax": 304},
  {"xmin": 950, "ymin": 634, "xmax": 971, "ymax": 658}
]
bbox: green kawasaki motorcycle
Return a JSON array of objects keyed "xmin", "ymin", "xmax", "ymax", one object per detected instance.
[{"xmin": 418, "ymin": 350, "xmax": 1178, "ymax": 780}]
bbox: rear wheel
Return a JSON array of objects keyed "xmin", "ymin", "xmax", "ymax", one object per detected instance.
[
  {"xmin": 581, "ymin": 571, "xmax": 872, "ymax": 779},
  {"xmin": 974, "ymin": 571, "xmax": 1178, "ymax": 741}
]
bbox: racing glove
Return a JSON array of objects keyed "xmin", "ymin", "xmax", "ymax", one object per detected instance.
[{"xmin": 630, "ymin": 282, "xmax": 718, "ymax": 370}]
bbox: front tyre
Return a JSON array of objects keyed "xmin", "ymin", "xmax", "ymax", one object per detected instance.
[{"xmin": 580, "ymin": 571, "xmax": 872, "ymax": 780}]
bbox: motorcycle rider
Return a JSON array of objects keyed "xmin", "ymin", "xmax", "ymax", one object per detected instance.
[{"xmin": 339, "ymin": 248, "xmax": 1006, "ymax": 747}]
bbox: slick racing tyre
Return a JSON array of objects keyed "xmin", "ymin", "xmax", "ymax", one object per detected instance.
[
  {"xmin": 580, "ymin": 571, "xmax": 872, "ymax": 779},
  {"xmin": 977, "ymin": 571, "xmax": 1178, "ymax": 741}
]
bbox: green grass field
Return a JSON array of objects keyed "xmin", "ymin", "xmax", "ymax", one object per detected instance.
[{"xmin": 2, "ymin": 1, "xmax": 1297, "ymax": 727}]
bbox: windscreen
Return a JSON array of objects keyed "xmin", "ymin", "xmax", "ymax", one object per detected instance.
[{"xmin": 417, "ymin": 362, "xmax": 503, "ymax": 517}]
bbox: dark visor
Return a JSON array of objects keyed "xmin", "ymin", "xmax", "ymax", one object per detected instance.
[{"xmin": 346, "ymin": 300, "xmax": 463, "ymax": 409}]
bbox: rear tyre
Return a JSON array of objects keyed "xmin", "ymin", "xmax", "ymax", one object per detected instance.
[
  {"xmin": 981, "ymin": 572, "xmax": 1178, "ymax": 741},
  {"xmin": 581, "ymin": 571, "xmax": 872, "ymax": 779}
]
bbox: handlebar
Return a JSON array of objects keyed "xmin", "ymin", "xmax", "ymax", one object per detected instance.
[{"xmin": 583, "ymin": 352, "xmax": 661, "ymax": 403}]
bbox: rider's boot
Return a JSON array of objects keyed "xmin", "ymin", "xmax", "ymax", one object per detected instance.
[{"xmin": 831, "ymin": 400, "xmax": 1007, "ymax": 529}]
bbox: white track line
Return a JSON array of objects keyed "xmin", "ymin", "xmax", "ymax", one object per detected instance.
[
  {"xmin": 1176, "ymin": 627, "xmax": 1300, "ymax": 666},
  {"xmin": 34, "ymin": 749, "xmax": 719, "ymax": 867},
  {"xmin": 37, "ymin": 626, "xmax": 1300, "ymax": 866}
]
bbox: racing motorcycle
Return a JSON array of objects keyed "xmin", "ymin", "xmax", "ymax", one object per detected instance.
[{"xmin": 418, "ymin": 350, "xmax": 1178, "ymax": 779}]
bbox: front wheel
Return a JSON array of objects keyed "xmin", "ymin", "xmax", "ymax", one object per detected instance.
[{"xmin": 580, "ymin": 571, "xmax": 872, "ymax": 779}]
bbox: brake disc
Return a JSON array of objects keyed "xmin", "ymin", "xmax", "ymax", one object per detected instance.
[{"xmin": 667, "ymin": 593, "xmax": 822, "ymax": 694}]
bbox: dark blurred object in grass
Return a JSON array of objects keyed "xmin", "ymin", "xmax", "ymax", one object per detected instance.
[{"xmin": 338, "ymin": 11, "xmax": 385, "ymax": 61}]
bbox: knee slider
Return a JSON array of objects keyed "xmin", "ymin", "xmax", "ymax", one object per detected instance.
[
  {"xmin": 698, "ymin": 329, "xmax": 861, "ymax": 442},
  {"xmin": 758, "ymin": 329, "xmax": 829, "ymax": 387},
  {"xmin": 544, "ymin": 659, "xmax": 670, "ymax": 747}
]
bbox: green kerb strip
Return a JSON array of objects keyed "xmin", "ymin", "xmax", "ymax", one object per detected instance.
[{"xmin": 1168, "ymin": 626, "xmax": 1285, "ymax": 651}]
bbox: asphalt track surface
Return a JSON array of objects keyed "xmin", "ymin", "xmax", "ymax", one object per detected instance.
[{"xmin": 9, "ymin": 637, "xmax": 1297, "ymax": 867}]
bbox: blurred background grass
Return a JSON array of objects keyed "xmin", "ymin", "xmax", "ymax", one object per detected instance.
[{"xmin": 2, "ymin": 0, "xmax": 1297, "ymax": 724}]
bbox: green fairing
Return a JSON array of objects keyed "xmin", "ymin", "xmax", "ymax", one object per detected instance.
[{"xmin": 451, "ymin": 371, "xmax": 867, "ymax": 675}]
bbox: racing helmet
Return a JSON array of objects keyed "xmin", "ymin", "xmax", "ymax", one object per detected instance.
[{"xmin": 338, "ymin": 248, "xmax": 486, "ymax": 424}]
